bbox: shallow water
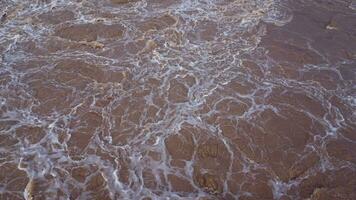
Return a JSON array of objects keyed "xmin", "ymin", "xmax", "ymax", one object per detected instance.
[{"xmin": 0, "ymin": 0, "xmax": 355, "ymax": 199}]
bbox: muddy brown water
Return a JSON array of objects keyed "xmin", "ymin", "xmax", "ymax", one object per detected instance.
[{"xmin": 0, "ymin": 0, "xmax": 355, "ymax": 199}]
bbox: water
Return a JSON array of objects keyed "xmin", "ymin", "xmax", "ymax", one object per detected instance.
[{"xmin": 0, "ymin": 0, "xmax": 355, "ymax": 199}]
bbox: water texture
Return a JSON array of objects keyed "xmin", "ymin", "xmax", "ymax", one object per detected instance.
[{"xmin": 0, "ymin": 0, "xmax": 355, "ymax": 199}]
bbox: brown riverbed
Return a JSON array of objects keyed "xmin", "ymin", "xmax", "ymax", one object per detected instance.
[{"xmin": 0, "ymin": 0, "xmax": 355, "ymax": 199}]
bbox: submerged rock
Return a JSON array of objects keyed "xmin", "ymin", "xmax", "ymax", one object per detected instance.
[
  {"xmin": 194, "ymin": 172, "xmax": 222, "ymax": 195},
  {"xmin": 25, "ymin": 179, "xmax": 35, "ymax": 200},
  {"xmin": 78, "ymin": 41, "xmax": 105, "ymax": 49}
]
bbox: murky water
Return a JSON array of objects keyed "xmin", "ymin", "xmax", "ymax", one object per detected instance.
[{"xmin": 0, "ymin": 0, "xmax": 355, "ymax": 199}]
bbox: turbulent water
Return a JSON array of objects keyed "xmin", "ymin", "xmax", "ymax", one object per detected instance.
[{"xmin": 0, "ymin": 0, "xmax": 355, "ymax": 199}]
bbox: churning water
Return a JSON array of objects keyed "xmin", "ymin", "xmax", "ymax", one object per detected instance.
[{"xmin": 0, "ymin": 0, "xmax": 355, "ymax": 199}]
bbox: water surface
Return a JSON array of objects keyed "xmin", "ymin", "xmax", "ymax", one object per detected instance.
[{"xmin": 0, "ymin": 0, "xmax": 355, "ymax": 199}]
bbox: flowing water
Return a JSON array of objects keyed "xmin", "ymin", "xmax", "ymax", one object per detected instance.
[{"xmin": 0, "ymin": 0, "xmax": 355, "ymax": 199}]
